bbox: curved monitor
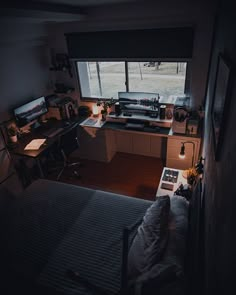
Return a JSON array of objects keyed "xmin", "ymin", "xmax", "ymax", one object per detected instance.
[
  {"xmin": 118, "ymin": 91, "xmax": 160, "ymax": 111},
  {"xmin": 14, "ymin": 96, "xmax": 48, "ymax": 127}
]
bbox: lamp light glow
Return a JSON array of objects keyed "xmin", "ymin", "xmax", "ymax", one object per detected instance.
[
  {"xmin": 92, "ymin": 104, "xmax": 99, "ymax": 117},
  {"xmin": 178, "ymin": 141, "xmax": 196, "ymax": 167},
  {"xmin": 179, "ymin": 154, "xmax": 186, "ymax": 159},
  {"xmin": 179, "ymin": 143, "xmax": 186, "ymax": 159}
]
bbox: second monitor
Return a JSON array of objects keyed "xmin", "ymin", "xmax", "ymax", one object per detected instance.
[{"xmin": 13, "ymin": 96, "xmax": 48, "ymax": 128}]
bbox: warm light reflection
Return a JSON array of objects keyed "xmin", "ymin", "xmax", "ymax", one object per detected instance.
[
  {"xmin": 92, "ymin": 104, "xmax": 99, "ymax": 116},
  {"xmin": 179, "ymin": 154, "xmax": 186, "ymax": 159}
]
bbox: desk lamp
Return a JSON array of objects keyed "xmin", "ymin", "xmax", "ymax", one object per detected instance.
[
  {"xmin": 92, "ymin": 104, "xmax": 99, "ymax": 117},
  {"xmin": 178, "ymin": 141, "xmax": 196, "ymax": 167}
]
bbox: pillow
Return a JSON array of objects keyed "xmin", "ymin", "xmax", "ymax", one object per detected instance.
[
  {"xmin": 128, "ymin": 195, "xmax": 170, "ymax": 282},
  {"xmin": 129, "ymin": 196, "xmax": 189, "ymax": 295},
  {"xmin": 132, "ymin": 195, "xmax": 189, "ymax": 295},
  {"xmin": 167, "ymin": 195, "xmax": 189, "ymax": 265}
]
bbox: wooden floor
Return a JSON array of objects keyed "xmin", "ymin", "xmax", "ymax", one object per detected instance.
[{"xmin": 48, "ymin": 152, "xmax": 164, "ymax": 201}]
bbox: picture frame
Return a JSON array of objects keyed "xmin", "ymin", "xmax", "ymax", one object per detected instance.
[{"xmin": 211, "ymin": 53, "xmax": 231, "ymax": 161}]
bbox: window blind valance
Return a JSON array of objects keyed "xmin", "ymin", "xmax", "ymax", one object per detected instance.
[{"xmin": 65, "ymin": 27, "xmax": 194, "ymax": 60}]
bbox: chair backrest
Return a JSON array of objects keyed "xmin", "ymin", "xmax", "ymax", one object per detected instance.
[{"xmin": 59, "ymin": 126, "xmax": 79, "ymax": 156}]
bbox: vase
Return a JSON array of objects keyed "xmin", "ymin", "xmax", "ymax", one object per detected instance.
[{"xmin": 10, "ymin": 135, "xmax": 17, "ymax": 143}]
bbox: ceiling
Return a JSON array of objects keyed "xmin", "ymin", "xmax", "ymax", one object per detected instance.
[
  {"xmin": 33, "ymin": 0, "xmax": 137, "ymax": 6},
  {"xmin": 0, "ymin": 0, "xmax": 141, "ymax": 23}
]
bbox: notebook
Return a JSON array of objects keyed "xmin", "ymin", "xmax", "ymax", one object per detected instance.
[{"xmin": 24, "ymin": 139, "xmax": 46, "ymax": 150}]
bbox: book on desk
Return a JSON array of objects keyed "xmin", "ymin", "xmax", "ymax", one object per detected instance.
[{"xmin": 24, "ymin": 139, "xmax": 46, "ymax": 150}]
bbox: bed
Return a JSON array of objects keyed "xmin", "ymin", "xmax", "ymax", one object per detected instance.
[{"xmin": 0, "ymin": 179, "xmax": 189, "ymax": 295}]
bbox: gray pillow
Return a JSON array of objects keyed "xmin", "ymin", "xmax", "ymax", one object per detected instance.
[
  {"xmin": 132, "ymin": 195, "xmax": 189, "ymax": 295},
  {"xmin": 128, "ymin": 195, "xmax": 170, "ymax": 281}
]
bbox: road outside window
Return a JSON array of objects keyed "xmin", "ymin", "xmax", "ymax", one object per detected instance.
[
  {"xmin": 77, "ymin": 61, "xmax": 188, "ymax": 100},
  {"xmin": 77, "ymin": 62, "xmax": 126, "ymax": 99},
  {"xmin": 128, "ymin": 62, "xmax": 187, "ymax": 97}
]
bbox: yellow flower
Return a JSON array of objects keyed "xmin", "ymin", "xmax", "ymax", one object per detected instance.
[{"xmin": 187, "ymin": 167, "xmax": 198, "ymax": 177}]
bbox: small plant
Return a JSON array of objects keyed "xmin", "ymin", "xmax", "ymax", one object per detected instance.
[
  {"xmin": 97, "ymin": 97, "xmax": 115, "ymax": 114},
  {"xmin": 97, "ymin": 97, "xmax": 116, "ymax": 120},
  {"xmin": 186, "ymin": 167, "xmax": 198, "ymax": 185}
]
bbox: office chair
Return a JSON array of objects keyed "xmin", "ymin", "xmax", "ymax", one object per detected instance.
[{"xmin": 56, "ymin": 126, "xmax": 81, "ymax": 181}]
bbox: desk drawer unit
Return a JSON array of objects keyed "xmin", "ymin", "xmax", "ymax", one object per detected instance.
[
  {"xmin": 166, "ymin": 137, "xmax": 200, "ymax": 170},
  {"xmin": 115, "ymin": 130, "xmax": 165, "ymax": 158},
  {"xmin": 116, "ymin": 131, "xmax": 133, "ymax": 154},
  {"xmin": 132, "ymin": 133, "xmax": 151, "ymax": 156}
]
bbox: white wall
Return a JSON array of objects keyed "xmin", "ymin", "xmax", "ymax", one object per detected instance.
[
  {"xmin": 0, "ymin": 21, "xmax": 51, "ymax": 122},
  {"xmin": 46, "ymin": 0, "xmax": 215, "ymax": 109}
]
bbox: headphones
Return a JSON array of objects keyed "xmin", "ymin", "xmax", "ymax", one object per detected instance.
[{"xmin": 173, "ymin": 107, "xmax": 189, "ymax": 122}]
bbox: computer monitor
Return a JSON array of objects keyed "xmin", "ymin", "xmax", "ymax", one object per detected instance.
[
  {"xmin": 118, "ymin": 91, "xmax": 160, "ymax": 111},
  {"xmin": 13, "ymin": 96, "xmax": 48, "ymax": 127}
]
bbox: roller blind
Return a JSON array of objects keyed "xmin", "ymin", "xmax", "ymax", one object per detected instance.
[{"xmin": 65, "ymin": 27, "xmax": 194, "ymax": 60}]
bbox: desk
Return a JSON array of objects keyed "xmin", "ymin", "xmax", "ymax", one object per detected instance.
[
  {"xmin": 79, "ymin": 117, "xmax": 201, "ymax": 169},
  {"xmin": 10, "ymin": 118, "xmax": 82, "ymax": 178}
]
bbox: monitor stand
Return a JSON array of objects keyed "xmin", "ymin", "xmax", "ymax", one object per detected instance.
[
  {"xmin": 29, "ymin": 119, "xmax": 42, "ymax": 130},
  {"xmin": 33, "ymin": 120, "xmax": 41, "ymax": 129}
]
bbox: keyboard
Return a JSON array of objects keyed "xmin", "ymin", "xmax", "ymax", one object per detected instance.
[
  {"xmin": 85, "ymin": 118, "xmax": 97, "ymax": 126},
  {"xmin": 42, "ymin": 127, "xmax": 64, "ymax": 138},
  {"xmin": 125, "ymin": 122, "xmax": 144, "ymax": 130}
]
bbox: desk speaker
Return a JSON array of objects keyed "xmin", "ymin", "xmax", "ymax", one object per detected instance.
[
  {"xmin": 115, "ymin": 102, "xmax": 121, "ymax": 116},
  {"xmin": 159, "ymin": 105, "xmax": 166, "ymax": 120}
]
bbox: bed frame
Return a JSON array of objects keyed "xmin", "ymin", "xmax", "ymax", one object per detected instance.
[{"xmin": 186, "ymin": 177, "xmax": 205, "ymax": 294}]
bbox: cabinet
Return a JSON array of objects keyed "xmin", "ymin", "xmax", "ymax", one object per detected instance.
[
  {"xmin": 78, "ymin": 120, "xmax": 201, "ymax": 170},
  {"xmin": 77, "ymin": 126, "xmax": 116, "ymax": 162},
  {"xmin": 115, "ymin": 130, "xmax": 166, "ymax": 159},
  {"xmin": 116, "ymin": 131, "xmax": 133, "ymax": 154},
  {"xmin": 150, "ymin": 136, "xmax": 165, "ymax": 158},
  {"xmin": 166, "ymin": 136, "xmax": 201, "ymax": 170},
  {"xmin": 132, "ymin": 133, "xmax": 151, "ymax": 156}
]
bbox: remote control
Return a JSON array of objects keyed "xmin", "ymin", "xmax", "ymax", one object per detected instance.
[{"xmin": 161, "ymin": 182, "xmax": 174, "ymax": 191}]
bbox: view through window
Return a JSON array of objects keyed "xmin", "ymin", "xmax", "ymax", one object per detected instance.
[{"xmin": 76, "ymin": 61, "xmax": 188, "ymax": 100}]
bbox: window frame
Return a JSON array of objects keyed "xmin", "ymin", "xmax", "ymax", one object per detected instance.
[{"xmin": 75, "ymin": 60, "xmax": 191, "ymax": 101}]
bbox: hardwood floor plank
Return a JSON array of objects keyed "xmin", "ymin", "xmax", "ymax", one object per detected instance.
[{"xmin": 47, "ymin": 152, "xmax": 164, "ymax": 201}]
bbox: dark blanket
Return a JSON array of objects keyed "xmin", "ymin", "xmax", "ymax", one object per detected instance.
[
  {"xmin": 1, "ymin": 180, "xmax": 152, "ymax": 294},
  {"xmin": 1, "ymin": 180, "xmax": 188, "ymax": 295}
]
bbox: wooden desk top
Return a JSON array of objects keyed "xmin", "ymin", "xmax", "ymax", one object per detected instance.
[{"xmin": 9, "ymin": 118, "xmax": 81, "ymax": 158}]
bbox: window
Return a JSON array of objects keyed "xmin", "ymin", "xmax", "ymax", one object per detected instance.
[
  {"xmin": 77, "ymin": 62, "xmax": 126, "ymax": 99},
  {"xmin": 76, "ymin": 61, "xmax": 189, "ymax": 100},
  {"xmin": 128, "ymin": 62, "xmax": 187, "ymax": 97}
]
